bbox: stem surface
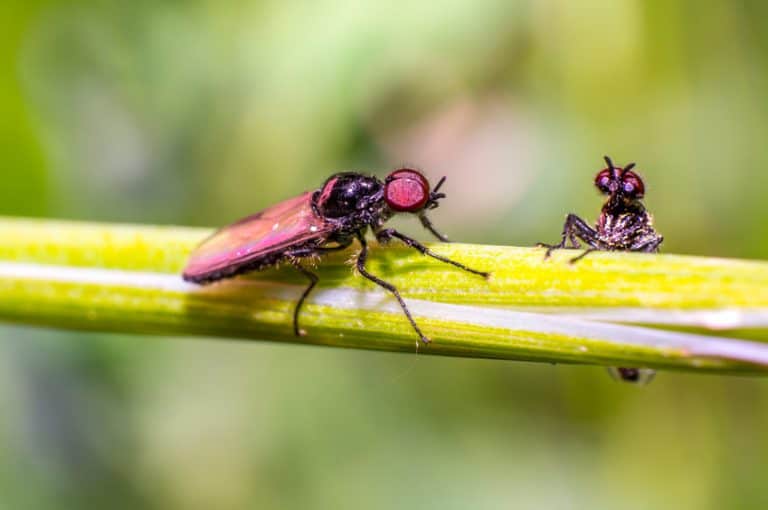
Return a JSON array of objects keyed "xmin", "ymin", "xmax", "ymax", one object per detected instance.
[{"xmin": 0, "ymin": 217, "xmax": 766, "ymax": 374}]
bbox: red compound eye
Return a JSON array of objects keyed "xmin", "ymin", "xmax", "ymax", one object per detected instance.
[
  {"xmin": 594, "ymin": 168, "xmax": 613, "ymax": 194},
  {"xmin": 384, "ymin": 168, "xmax": 430, "ymax": 212},
  {"xmin": 621, "ymin": 171, "xmax": 645, "ymax": 198}
]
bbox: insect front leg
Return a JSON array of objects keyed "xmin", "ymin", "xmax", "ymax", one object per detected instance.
[
  {"xmin": 355, "ymin": 232, "xmax": 430, "ymax": 344},
  {"xmin": 375, "ymin": 228, "xmax": 489, "ymax": 278},
  {"xmin": 418, "ymin": 213, "xmax": 450, "ymax": 242},
  {"xmin": 537, "ymin": 213, "xmax": 600, "ymax": 259}
]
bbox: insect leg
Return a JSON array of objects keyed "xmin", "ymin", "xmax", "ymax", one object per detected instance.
[
  {"xmin": 287, "ymin": 240, "xmax": 354, "ymax": 258},
  {"xmin": 568, "ymin": 248, "xmax": 600, "ymax": 264},
  {"xmin": 288, "ymin": 260, "xmax": 319, "ymax": 337},
  {"xmin": 646, "ymin": 235, "xmax": 664, "ymax": 253},
  {"xmin": 355, "ymin": 232, "xmax": 430, "ymax": 344},
  {"xmin": 375, "ymin": 228, "xmax": 489, "ymax": 278},
  {"xmin": 631, "ymin": 234, "xmax": 664, "ymax": 253},
  {"xmin": 418, "ymin": 214, "xmax": 450, "ymax": 242},
  {"xmin": 284, "ymin": 240, "xmax": 354, "ymax": 336},
  {"xmin": 564, "ymin": 214, "xmax": 602, "ymax": 248},
  {"xmin": 537, "ymin": 214, "xmax": 600, "ymax": 258}
]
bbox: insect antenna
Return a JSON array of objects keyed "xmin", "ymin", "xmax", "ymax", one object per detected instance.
[
  {"xmin": 426, "ymin": 176, "xmax": 447, "ymax": 210},
  {"xmin": 622, "ymin": 162, "xmax": 636, "ymax": 175},
  {"xmin": 432, "ymin": 176, "xmax": 447, "ymax": 194},
  {"xmin": 603, "ymin": 155, "xmax": 621, "ymax": 179}
]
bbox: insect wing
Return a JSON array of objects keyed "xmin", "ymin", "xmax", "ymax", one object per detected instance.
[{"xmin": 183, "ymin": 192, "xmax": 331, "ymax": 281}]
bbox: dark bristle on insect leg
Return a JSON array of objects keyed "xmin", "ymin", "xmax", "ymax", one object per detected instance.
[
  {"xmin": 182, "ymin": 167, "xmax": 489, "ymax": 344},
  {"xmin": 537, "ymin": 156, "xmax": 664, "ymax": 383}
]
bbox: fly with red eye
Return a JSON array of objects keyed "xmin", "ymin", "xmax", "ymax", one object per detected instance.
[
  {"xmin": 537, "ymin": 155, "xmax": 663, "ymax": 263},
  {"xmin": 537, "ymin": 155, "xmax": 664, "ymax": 384},
  {"xmin": 183, "ymin": 168, "xmax": 489, "ymax": 344}
]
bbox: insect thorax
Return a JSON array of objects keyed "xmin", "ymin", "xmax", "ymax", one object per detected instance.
[{"xmin": 597, "ymin": 209, "xmax": 660, "ymax": 250}]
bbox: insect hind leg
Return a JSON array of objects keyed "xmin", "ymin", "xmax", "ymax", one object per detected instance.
[
  {"xmin": 288, "ymin": 260, "xmax": 318, "ymax": 337},
  {"xmin": 285, "ymin": 241, "xmax": 353, "ymax": 336}
]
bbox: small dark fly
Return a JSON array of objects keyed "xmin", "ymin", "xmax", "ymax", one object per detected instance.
[
  {"xmin": 538, "ymin": 156, "xmax": 663, "ymax": 262},
  {"xmin": 183, "ymin": 168, "xmax": 489, "ymax": 343},
  {"xmin": 538, "ymin": 156, "xmax": 664, "ymax": 384}
]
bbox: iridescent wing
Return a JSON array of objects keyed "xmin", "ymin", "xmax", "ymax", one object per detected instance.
[{"xmin": 183, "ymin": 192, "xmax": 334, "ymax": 283}]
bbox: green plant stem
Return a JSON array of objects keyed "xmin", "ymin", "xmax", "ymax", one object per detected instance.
[{"xmin": 0, "ymin": 217, "xmax": 767, "ymax": 374}]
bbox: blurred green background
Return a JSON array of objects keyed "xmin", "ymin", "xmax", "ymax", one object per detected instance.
[{"xmin": 1, "ymin": 1, "xmax": 768, "ymax": 508}]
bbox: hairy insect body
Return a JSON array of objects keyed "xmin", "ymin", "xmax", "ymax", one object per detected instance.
[{"xmin": 597, "ymin": 207, "xmax": 662, "ymax": 253}]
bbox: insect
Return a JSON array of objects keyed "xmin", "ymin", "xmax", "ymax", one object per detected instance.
[
  {"xmin": 606, "ymin": 367, "xmax": 656, "ymax": 385},
  {"xmin": 538, "ymin": 156, "xmax": 664, "ymax": 384},
  {"xmin": 538, "ymin": 155, "xmax": 663, "ymax": 262},
  {"xmin": 183, "ymin": 168, "xmax": 489, "ymax": 343}
]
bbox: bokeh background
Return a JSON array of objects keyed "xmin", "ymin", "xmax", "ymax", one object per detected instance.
[{"xmin": 2, "ymin": 1, "xmax": 768, "ymax": 508}]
